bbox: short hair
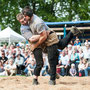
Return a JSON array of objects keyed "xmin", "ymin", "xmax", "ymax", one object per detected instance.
[
  {"xmin": 16, "ymin": 13, "xmax": 24, "ymax": 21},
  {"xmin": 71, "ymin": 63, "xmax": 75, "ymax": 67},
  {"xmin": 22, "ymin": 6, "xmax": 33, "ymax": 18}
]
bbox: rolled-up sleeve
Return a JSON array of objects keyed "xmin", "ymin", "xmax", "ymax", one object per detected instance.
[{"xmin": 36, "ymin": 23, "xmax": 46, "ymax": 34}]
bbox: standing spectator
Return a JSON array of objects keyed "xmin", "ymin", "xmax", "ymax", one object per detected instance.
[{"xmin": 69, "ymin": 64, "xmax": 77, "ymax": 77}]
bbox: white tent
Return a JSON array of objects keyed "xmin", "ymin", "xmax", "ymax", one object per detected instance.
[{"xmin": 0, "ymin": 27, "xmax": 26, "ymax": 45}]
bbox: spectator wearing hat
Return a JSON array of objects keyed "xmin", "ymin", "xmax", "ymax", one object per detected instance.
[{"xmin": 14, "ymin": 44, "xmax": 21, "ymax": 55}]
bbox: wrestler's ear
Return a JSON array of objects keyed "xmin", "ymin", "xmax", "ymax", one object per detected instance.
[{"xmin": 24, "ymin": 16, "xmax": 30, "ymax": 20}]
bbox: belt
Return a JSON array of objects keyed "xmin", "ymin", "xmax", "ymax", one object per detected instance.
[{"xmin": 49, "ymin": 31, "xmax": 54, "ymax": 35}]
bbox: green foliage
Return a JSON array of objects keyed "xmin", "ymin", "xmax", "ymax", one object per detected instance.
[{"xmin": 0, "ymin": 0, "xmax": 89, "ymax": 33}]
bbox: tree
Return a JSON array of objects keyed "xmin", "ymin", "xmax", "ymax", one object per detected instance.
[{"xmin": 0, "ymin": 0, "xmax": 89, "ymax": 33}]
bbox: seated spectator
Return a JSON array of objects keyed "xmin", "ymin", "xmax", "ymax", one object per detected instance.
[
  {"xmin": 23, "ymin": 51, "xmax": 30, "ymax": 64},
  {"xmin": 78, "ymin": 49, "xmax": 84, "ymax": 60},
  {"xmin": 84, "ymin": 39, "xmax": 90, "ymax": 46},
  {"xmin": 10, "ymin": 53, "xmax": 16, "ymax": 62},
  {"xmin": 14, "ymin": 44, "xmax": 21, "ymax": 55},
  {"xmin": 9, "ymin": 44, "xmax": 15, "ymax": 51},
  {"xmin": 0, "ymin": 51, "xmax": 8, "ymax": 64},
  {"xmin": 25, "ymin": 52, "xmax": 35, "ymax": 65},
  {"xmin": 69, "ymin": 40, "xmax": 74, "ymax": 46},
  {"xmin": 70, "ymin": 49, "xmax": 79, "ymax": 65},
  {"xmin": 2, "ymin": 44, "xmax": 7, "ymax": 54},
  {"xmin": 25, "ymin": 44, "xmax": 30, "ymax": 51},
  {"xmin": 78, "ymin": 60, "xmax": 85, "ymax": 77},
  {"xmin": 74, "ymin": 38, "xmax": 81, "ymax": 46},
  {"xmin": 24, "ymin": 60, "xmax": 36, "ymax": 76},
  {"xmin": 68, "ymin": 44, "xmax": 73, "ymax": 57},
  {"xmin": 59, "ymin": 50, "xmax": 70, "ymax": 76},
  {"xmin": 0, "ymin": 61, "xmax": 6, "ymax": 76},
  {"xmin": 0, "ymin": 61, "xmax": 5, "ymax": 73},
  {"xmin": 83, "ymin": 59, "xmax": 90, "ymax": 76},
  {"xmin": 14, "ymin": 54, "xmax": 25, "ymax": 74},
  {"xmin": 4, "ymin": 58, "xmax": 17, "ymax": 76},
  {"xmin": 83, "ymin": 44, "xmax": 90, "ymax": 60},
  {"xmin": 69, "ymin": 64, "xmax": 77, "ymax": 77},
  {"xmin": 21, "ymin": 48, "xmax": 25, "ymax": 56},
  {"xmin": 17, "ymin": 50, "xmax": 25, "ymax": 59}
]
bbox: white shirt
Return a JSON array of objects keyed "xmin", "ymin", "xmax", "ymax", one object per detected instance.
[
  {"xmin": 60, "ymin": 55, "xmax": 69, "ymax": 65},
  {"xmin": 4, "ymin": 64, "xmax": 16, "ymax": 72},
  {"xmin": 78, "ymin": 64, "xmax": 84, "ymax": 71},
  {"xmin": 83, "ymin": 48, "xmax": 90, "ymax": 59}
]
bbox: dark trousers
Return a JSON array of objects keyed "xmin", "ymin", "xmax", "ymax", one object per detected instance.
[
  {"xmin": 33, "ymin": 31, "xmax": 74, "ymax": 80},
  {"xmin": 33, "ymin": 44, "xmax": 59, "ymax": 80},
  {"xmin": 58, "ymin": 32, "xmax": 73, "ymax": 50},
  {"xmin": 17, "ymin": 65, "xmax": 25, "ymax": 74}
]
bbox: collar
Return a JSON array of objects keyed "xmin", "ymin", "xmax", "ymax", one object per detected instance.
[{"xmin": 28, "ymin": 15, "xmax": 34, "ymax": 24}]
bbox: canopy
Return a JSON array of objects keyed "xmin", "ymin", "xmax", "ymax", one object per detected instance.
[{"xmin": 0, "ymin": 27, "xmax": 26, "ymax": 45}]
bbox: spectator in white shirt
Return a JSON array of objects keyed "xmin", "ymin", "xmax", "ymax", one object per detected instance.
[
  {"xmin": 14, "ymin": 54, "xmax": 25, "ymax": 74},
  {"xmin": 4, "ymin": 58, "xmax": 17, "ymax": 76},
  {"xmin": 78, "ymin": 60, "xmax": 85, "ymax": 76},
  {"xmin": 59, "ymin": 50, "xmax": 70, "ymax": 76},
  {"xmin": 84, "ymin": 39, "xmax": 90, "ymax": 46},
  {"xmin": 83, "ymin": 44, "xmax": 90, "ymax": 60}
]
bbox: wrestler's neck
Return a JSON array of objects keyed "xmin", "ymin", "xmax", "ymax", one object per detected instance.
[{"xmin": 29, "ymin": 15, "xmax": 34, "ymax": 23}]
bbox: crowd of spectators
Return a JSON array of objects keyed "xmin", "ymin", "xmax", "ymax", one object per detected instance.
[
  {"xmin": 57, "ymin": 37, "xmax": 90, "ymax": 77},
  {"xmin": 0, "ymin": 37, "xmax": 90, "ymax": 77}
]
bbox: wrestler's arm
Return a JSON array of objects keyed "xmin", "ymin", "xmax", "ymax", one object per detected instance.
[
  {"xmin": 30, "ymin": 30, "xmax": 47, "ymax": 50},
  {"xmin": 36, "ymin": 30, "xmax": 47, "ymax": 45},
  {"xmin": 29, "ymin": 35, "xmax": 40, "ymax": 43}
]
